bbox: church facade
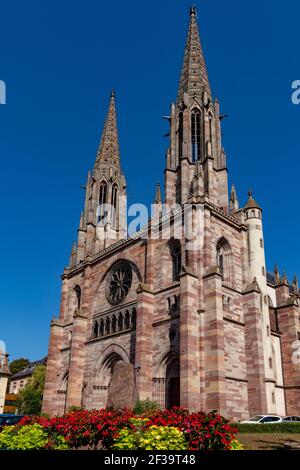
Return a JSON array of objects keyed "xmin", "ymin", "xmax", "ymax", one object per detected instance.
[{"xmin": 42, "ymin": 7, "xmax": 300, "ymax": 420}]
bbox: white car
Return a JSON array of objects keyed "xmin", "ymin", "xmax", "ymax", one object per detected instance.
[
  {"xmin": 283, "ymin": 416, "xmax": 300, "ymax": 422},
  {"xmin": 240, "ymin": 415, "xmax": 283, "ymax": 424}
]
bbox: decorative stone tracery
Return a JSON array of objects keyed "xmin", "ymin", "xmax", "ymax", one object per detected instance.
[
  {"xmin": 106, "ymin": 261, "xmax": 133, "ymax": 305},
  {"xmin": 92, "ymin": 304, "xmax": 136, "ymax": 339}
]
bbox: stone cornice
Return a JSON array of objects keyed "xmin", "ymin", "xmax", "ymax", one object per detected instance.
[
  {"xmin": 73, "ymin": 309, "xmax": 88, "ymax": 320},
  {"xmin": 63, "ymin": 201, "xmax": 245, "ymax": 280},
  {"xmin": 244, "ymin": 278, "xmax": 261, "ymax": 294},
  {"xmin": 136, "ymin": 283, "xmax": 153, "ymax": 294},
  {"xmin": 276, "ymin": 296, "xmax": 299, "ymax": 310},
  {"xmin": 203, "ymin": 265, "xmax": 222, "ymax": 279},
  {"xmin": 223, "ymin": 316, "xmax": 245, "ymax": 327},
  {"xmin": 50, "ymin": 317, "xmax": 64, "ymax": 328},
  {"xmin": 179, "ymin": 264, "xmax": 198, "ymax": 279}
]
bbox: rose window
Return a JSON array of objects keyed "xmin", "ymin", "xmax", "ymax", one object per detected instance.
[{"xmin": 107, "ymin": 262, "xmax": 132, "ymax": 305}]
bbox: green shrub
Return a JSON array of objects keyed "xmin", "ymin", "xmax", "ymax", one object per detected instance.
[
  {"xmin": 133, "ymin": 399, "xmax": 160, "ymax": 416},
  {"xmin": 236, "ymin": 422, "xmax": 300, "ymax": 434},
  {"xmin": 0, "ymin": 424, "xmax": 69, "ymax": 450},
  {"xmin": 112, "ymin": 419, "xmax": 187, "ymax": 450},
  {"xmin": 68, "ymin": 406, "xmax": 83, "ymax": 413},
  {"xmin": 0, "ymin": 424, "xmax": 48, "ymax": 450},
  {"xmin": 230, "ymin": 439, "xmax": 244, "ymax": 450}
]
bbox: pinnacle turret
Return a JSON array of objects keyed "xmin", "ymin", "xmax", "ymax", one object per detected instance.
[
  {"xmin": 229, "ymin": 184, "xmax": 239, "ymax": 212},
  {"xmin": 154, "ymin": 182, "xmax": 162, "ymax": 204},
  {"xmin": 244, "ymin": 190, "xmax": 262, "ymax": 211},
  {"xmin": 292, "ymin": 274, "xmax": 299, "ymax": 294},
  {"xmin": 177, "ymin": 6, "xmax": 211, "ymax": 103}
]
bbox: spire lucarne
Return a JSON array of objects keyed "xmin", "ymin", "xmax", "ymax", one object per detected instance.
[{"xmin": 177, "ymin": 5, "xmax": 211, "ymax": 103}]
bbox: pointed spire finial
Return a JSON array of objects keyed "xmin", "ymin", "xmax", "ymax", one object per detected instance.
[
  {"xmin": 190, "ymin": 5, "xmax": 197, "ymax": 16},
  {"xmin": 248, "ymin": 188, "xmax": 253, "ymax": 199},
  {"xmin": 177, "ymin": 6, "xmax": 211, "ymax": 102},
  {"xmin": 95, "ymin": 91, "xmax": 120, "ymax": 168}
]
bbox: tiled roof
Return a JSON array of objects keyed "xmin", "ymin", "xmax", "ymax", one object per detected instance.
[{"xmin": 10, "ymin": 357, "xmax": 47, "ymax": 380}]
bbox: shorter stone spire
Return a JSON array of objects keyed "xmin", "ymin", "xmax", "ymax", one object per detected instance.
[
  {"xmin": 281, "ymin": 272, "xmax": 289, "ymax": 286},
  {"xmin": 154, "ymin": 182, "xmax": 162, "ymax": 204},
  {"xmin": 69, "ymin": 241, "xmax": 77, "ymax": 268},
  {"xmin": 292, "ymin": 274, "xmax": 299, "ymax": 294},
  {"xmin": 229, "ymin": 184, "xmax": 239, "ymax": 212}
]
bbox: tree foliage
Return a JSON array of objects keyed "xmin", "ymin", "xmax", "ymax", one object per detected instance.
[
  {"xmin": 9, "ymin": 358, "xmax": 30, "ymax": 376},
  {"xmin": 17, "ymin": 365, "xmax": 46, "ymax": 415}
]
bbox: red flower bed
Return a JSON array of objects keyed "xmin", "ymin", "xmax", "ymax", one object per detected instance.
[
  {"xmin": 19, "ymin": 407, "xmax": 237, "ymax": 450},
  {"xmin": 20, "ymin": 409, "xmax": 134, "ymax": 449},
  {"xmin": 145, "ymin": 408, "xmax": 237, "ymax": 450}
]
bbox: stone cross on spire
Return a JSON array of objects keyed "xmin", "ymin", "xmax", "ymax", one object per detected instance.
[
  {"xmin": 95, "ymin": 90, "xmax": 120, "ymax": 169},
  {"xmin": 177, "ymin": 5, "xmax": 211, "ymax": 103}
]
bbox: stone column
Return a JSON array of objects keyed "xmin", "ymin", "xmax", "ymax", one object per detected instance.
[
  {"xmin": 179, "ymin": 266, "xmax": 200, "ymax": 411},
  {"xmin": 65, "ymin": 309, "xmax": 88, "ymax": 411},
  {"xmin": 277, "ymin": 298, "xmax": 300, "ymax": 415},
  {"xmin": 202, "ymin": 267, "xmax": 226, "ymax": 415},
  {"xmin": 203, "ymin": 155, "xmax": 217, "ymax": 205},
  {"xmin": 243, "ymin": 280, "xmax": 267, "ymax": 415},
  {"xmin": 135, "ymin": 283, "xmax": 154, "ymax": 401},
  {"xmin": 42, "ymin": 318, "xmax": 64, "ymax": 415}
]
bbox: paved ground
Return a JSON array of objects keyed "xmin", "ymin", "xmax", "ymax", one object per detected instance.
[{"xmin": 238, "ymin": 433, "xmax": 300, "ymax": 450}]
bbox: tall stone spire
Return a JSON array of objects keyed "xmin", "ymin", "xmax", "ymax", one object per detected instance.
[
  {"xmin": 177, "ymin": 5, "xmax": 211, "ymax": 103},
  {"xmin": 165, "ymin": 6, "xmax": 229, "ymax": 209},
  {"xmin": 95, "ymin": 90, "xmax": 120, "ymax": 169}
]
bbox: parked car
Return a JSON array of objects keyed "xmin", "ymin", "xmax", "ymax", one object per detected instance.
[
  {"xmin": 240, "ymin": 415, "xmax": 283, "ymax": 424},
  {"xmin": 283, "ymin": 416, "xmax": 300, "ymax": 422},
  {"xmin": 0, "ymin": 414, "xmax": 24, "ymax": 427}
]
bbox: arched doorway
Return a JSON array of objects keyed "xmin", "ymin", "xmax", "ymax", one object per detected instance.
[
  {"xmin": 165, "ymin": 358, "xmax": 180, "ymax": 409},
  {"xmin": 90, "ymin": 345, "xmax": 130, "ymax": 409}
]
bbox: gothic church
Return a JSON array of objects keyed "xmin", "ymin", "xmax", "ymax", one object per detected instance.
[{"xmin": 42, "ymin": 7, "xmax": 300, "ymax": 420}]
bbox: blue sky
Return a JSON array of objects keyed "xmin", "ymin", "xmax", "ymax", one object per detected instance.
[{"xmin": 0, "ymin": 0, "xmax": 299, "ymax": 361}]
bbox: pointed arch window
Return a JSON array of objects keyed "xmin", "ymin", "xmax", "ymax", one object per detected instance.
[
  {"xmin": 98, "ymin": 181, "xmax": 107, "ymax": 223},
  {"xmin": 178, "ymin": 112, "xmax": 183, "ymax": 159},
  {"xmin": 208, "ymin": 114, "xmax": 213, "ymax": 141},
  {"xmin": 168, "ymin": 239, "xmax": 182, "ymax": 282},
  {"xmin": 216, "ymin": 237, "xmax": 233, "ymax": 284},
  {"xmin": 111, "ymin": 184, "xmax": 118, "ymax": 227},
  {"xmin": 74, "ymin": 285, "xmax": 81, "ymax": 309},
  {"xmin": 191, "ymin": 109, "xmax": 201, "ymax": 162}
]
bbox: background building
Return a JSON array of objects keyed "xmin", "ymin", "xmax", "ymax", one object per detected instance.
[
  {"xmin": 9, "ymin": 357, "xmax": 47, "ymax": 395},
  {"xmin": 0, "ymin": 354, "xmax": 11, "ymax": 414}
]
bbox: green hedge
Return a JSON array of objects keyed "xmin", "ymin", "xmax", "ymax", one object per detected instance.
[{"xmin": 236, "ymin": 422, "xmax": 300, "ymax": 434}]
